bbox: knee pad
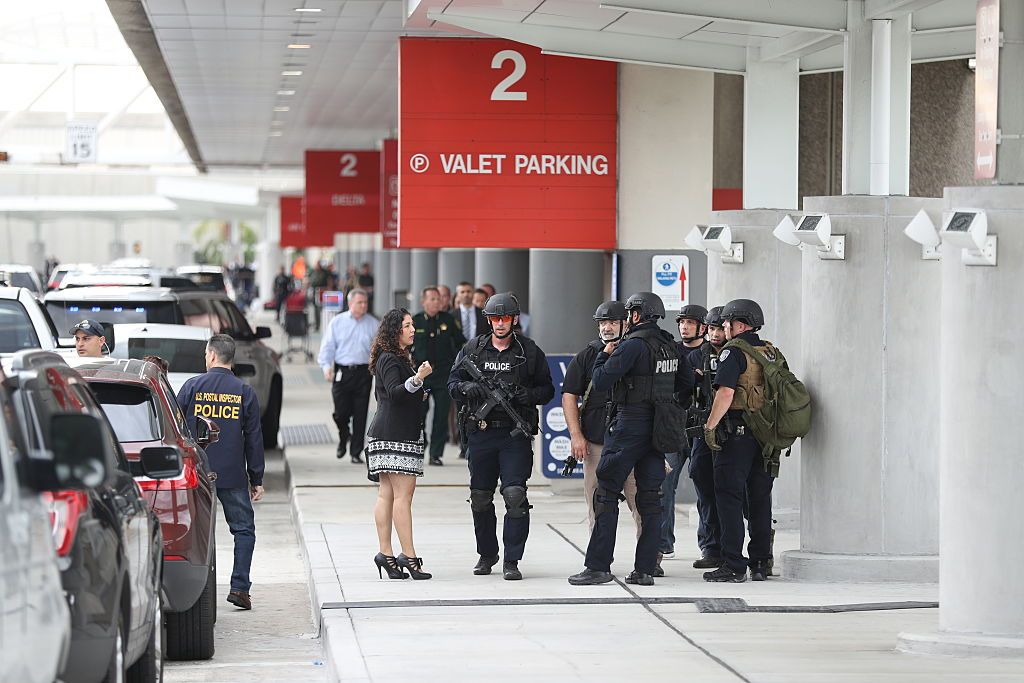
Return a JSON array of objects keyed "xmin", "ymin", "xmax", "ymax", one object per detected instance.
[
  {"xmin": 501, "ymin": 485, "xmax": 531, "ymax": 519},
  {"xmin": 636, "ymin": 488, "xmax": 662, "ymax": 516},
  {"xmin": 468, "ymin": 489, "xmax": 494, "ymax": 512},
  {"xmin": 593, "ymin": 486, "xmax": 624, "ymax": 518}
]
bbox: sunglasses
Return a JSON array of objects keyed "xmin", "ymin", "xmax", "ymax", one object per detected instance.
[{"xmin": 487, "ymin": 315, "xmax": 515, "ymax": 324}]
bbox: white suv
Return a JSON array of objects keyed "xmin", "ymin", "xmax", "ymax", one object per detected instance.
[{"xmin": 0, "ymin": 286, "xmax": 60, "ymax": 356}]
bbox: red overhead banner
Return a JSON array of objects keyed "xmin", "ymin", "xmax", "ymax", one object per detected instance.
[
  {"xmin": 305, "ymin": 150, "xmax": 380, "ymax": 240},
  {"xmin": 279, "ymin": 195, "xmax": 311, "ymax": 248},
  {"xmin": 399, "ymin": 38, "xmax": 617, "ymax": 249},
  {"xmin": 381, "ymin": 139, "xmax": 399, "ymax": 249}
]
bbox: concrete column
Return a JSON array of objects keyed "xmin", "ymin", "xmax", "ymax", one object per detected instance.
[
  {"xmin": 843, "ymin": 0, "xmax": 873, "ymax": 195},
  {"xmin": 996, "ymin": 0, "xmax": 1024, "ymax": 183},
  {"xmin": 743, "ymin": 51, "xmax": 799, "ymax": 210},
  {"xmin": 27, "ymin": 220, "xmax": 45, "ymax": 277},
  {"xmin": 174, "ymin": 219, "xmax": 193, "ymax": 268},
  {"xmin": 390, "ymin": 249, "xmax": 412, "ymax": 311},
  {"xmin": 474, "ymin": 249, "xmax": 530, "ymax": 311},
  {"xmin": 782, "ymin": 195, "xmax": 942, "ymax": 582},
  {"xmin": 528, "ymin": 249, "xmax": 604, "ymax": 354},
  {"xmin": 869, "ymin": 16, "xmax": 911, "ymax": 195},
  {"xmin": 109, "ymin": 219, "xmax": 127, "ymax": 261},
  {"xmin": 898, "ymin": 186, "xmax": 1024, "ymax": 657},
  {"xmin": 409, "ymin": 248, "xmax": 439, "ymax": 306},
  {"xmin": 257, "ymin": 204, "xmax": 282, "ymax": 304},
  {"xmin": 437, "ymin": 248, "xmax": 475, "ymax": 291},
  {"xmin": 373, "ymin": 244, "xmax": 392, "ymax": 318},
  {"xmin": 708, "ymin": 209, "xmax": 803, "ymax": 524}
]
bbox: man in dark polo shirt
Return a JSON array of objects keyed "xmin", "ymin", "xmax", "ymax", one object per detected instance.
[
  {"xmin": 413, "ymin": 286, "xmax": 466, "ymax": 466},
  {"xmin": 177, "ymin": 334, "xmax": 265, "ymax": 610}
]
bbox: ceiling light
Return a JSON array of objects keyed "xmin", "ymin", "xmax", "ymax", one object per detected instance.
[
  {"xmin": 294, "ymin": 7, "xmax": 322, "ymax": 11},
  {"xmin": 282, "ymin": 70, "xmax": 303, "ymax": 76},
  {"xmin": 288, "ymin": 44, "xmax": 311, "ymax": 49},
  {"xmin": 274, "ymin": 106, "xmax": 290, "ymax": 112},
  {"xmin": 269, "ymin": 131, "xmax": 284, "ymax": 137},
  {"xmin": 277, "ymin": 90, "xmax": 296, "ymax": 96}
]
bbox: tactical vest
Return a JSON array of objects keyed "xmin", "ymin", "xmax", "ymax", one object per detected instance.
[
  {"xmin": 729, "ymin": 343, "xmax": 775, "ymax": 412},
  {"xmin": 610, "ymin": 327, "xmax": 679, "ymax": 406},
  {"xmin": 466, "ymin": 334, "xmax": 541, "ymax": 430}
]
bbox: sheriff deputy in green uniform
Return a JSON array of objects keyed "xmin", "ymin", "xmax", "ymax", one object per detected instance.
[{"xmin": 412, "ymin": 285, "xmax": 467, "ymax": 466}]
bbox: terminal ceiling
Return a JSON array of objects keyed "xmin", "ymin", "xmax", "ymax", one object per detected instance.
[{"xmin": 114, "ymin": 0, "xmax": 979, "ymax": 170}]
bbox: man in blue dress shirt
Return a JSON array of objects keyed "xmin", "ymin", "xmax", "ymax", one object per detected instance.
[{"xmin": 317, "ymin": 288, "xmax": 380, "ymax": 462}]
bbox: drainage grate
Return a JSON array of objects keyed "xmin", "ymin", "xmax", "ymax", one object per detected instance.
[{"xmin": 280, "ymin": 423, "xmax": 335, "ymax": 447}]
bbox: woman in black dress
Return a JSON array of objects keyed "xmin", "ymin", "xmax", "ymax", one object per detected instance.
[{"xmin": 367, "ymin": 308, "xmax": 434, "ymax": 580}]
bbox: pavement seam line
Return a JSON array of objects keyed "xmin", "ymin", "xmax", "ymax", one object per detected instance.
[
  {"xmin": 546, "ymin": 523, "xmax": 753, "ymax": 683},
  {"xmin": 321, "ymin": 523, "xmax": 374, "ymax": 682}
]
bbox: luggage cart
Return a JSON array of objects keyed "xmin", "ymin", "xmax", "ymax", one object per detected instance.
[{"xmin": 281, "ymin": 290, "xmax": 313, "ymax": 362}]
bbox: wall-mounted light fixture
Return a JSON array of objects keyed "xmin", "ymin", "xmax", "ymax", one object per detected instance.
[
  {"xmin": 686, "ymin": 224, "xmax": 743, "ymax": 264},
  {"xmin": 773, "ymin": 213, "xmax": 845, "ymax": 261}
]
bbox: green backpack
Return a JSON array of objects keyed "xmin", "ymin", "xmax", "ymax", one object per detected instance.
[{"xmin": 722, "ymin": 338, "xmax": 811, "ymax": 473}]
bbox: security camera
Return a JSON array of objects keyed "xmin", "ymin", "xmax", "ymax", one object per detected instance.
[
  {"xmin": 941, "ymin": 209, "xmax": 997, "ymax": 266},
  {"xmin": 902, "ymin": 209, "xmax": 941, "ymax": 260},
  {"xmin": 772, "ymin": 215, "xmax": 800, "ymax": 246}
]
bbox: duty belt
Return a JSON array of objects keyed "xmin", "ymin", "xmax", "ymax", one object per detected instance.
[{"xmin": 476, "ymin": 418, "xmax": 514, "ymax": 431}]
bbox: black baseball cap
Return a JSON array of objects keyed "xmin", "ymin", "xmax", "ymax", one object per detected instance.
[{"xmin": 69, "ymin": 319, "xmax": 106, "ymax": 337}]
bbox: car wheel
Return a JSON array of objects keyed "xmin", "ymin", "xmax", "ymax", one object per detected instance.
[
  {"xmin": 260, "ymin": 375, "xmax": 282, "ymax": 449},
  {"xmin": 164, "ymin": 563, "xmax": 215, "ymax": 661},
  {"xmin": 126, "ymin": 592, "xmax": 163, "ymax": 683},
  {"xmin": 100, "ymin": 611, "xmax": 126, "ymax": 683}
]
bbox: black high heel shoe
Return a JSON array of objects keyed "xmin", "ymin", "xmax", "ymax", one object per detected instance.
[
  {"xmin": 374, "ymin": 552, "xmax": 407, "ymax": 579},
  {"xmin": 396, "ymin": 554, "xmax": 432, "ymax": 580}
]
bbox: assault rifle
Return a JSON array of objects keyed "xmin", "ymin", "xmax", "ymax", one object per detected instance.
[{"xmin": 455, "ymin": 355, "xmax": 533, "ymax": 439}]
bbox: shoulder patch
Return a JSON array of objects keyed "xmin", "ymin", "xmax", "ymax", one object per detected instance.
[{"xmin": 719, "ymin": 349, "xmax": 731, "ymax": 362}]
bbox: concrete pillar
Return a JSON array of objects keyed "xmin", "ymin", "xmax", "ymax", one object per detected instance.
[
  {"xmin": 256, "ymin": 205, "xmax": 282, "ymax": 304},
  {"xmin": 708, "ymin": 209, "xmax": 803, "ymax": 524},
  {"xmin": 843, "ymin": 0, "xmax": 873, "ymax": 195},
  {"xmin": 744, "ymin": 51, "xmax": 799, "ymax": 210},
  {"xmin": 409, "ymin": 248, "xmax": 438, "ymax": 308},
  {"xmin": 109, "ymin": 220, "xmax": 127, "ymax": 261},
  {"xmin": 474, "ymin": 249, "xmax": 530, "ymax": 311},
  {"xmin": 175, "ymin": 219, "xmax": 193, "ymax": 268},
  {"xmin": 782, "ymin": 195, "xmax": 942, "ymax": 582},
  {"xmin": 898, "ymin": 186, "xmax": 1024, "ymax": 657},
  {"xmin": 869, "ymin": 16, "xmax": 911, "ymax": 195},
  {"xmin": 438, "ymin": 248, "xmax": 475, "ymax": 291},
  {"xmin": 390, "ymin": 249, "xmax": 412, "ymax": 311},
  {"xmin": 996, "ymin": 0, "xmax": 1024, "ymax": 183},
  {"xmin": 27, "ymin": 220, "xmax": 46, "ymax": 277},
  {"xmin": 528, "ymin": 249, "xmax": 604, "ymax": 354},
  {"xmin": 372, "ymin": 247, "xmax": 391, "ymax": 318}
]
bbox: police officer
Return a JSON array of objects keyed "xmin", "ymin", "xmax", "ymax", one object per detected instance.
[
  {"xmin": 412, "ymin": 286, "xmax": 466, "ymax": 466},
  {"xmin": 447, "ymin": 293, "xmax": 554, "ymax": 581},
  {"xmin": 702, "ymin": 299, "xmax": 773, "ymax": 583},
  {"xmin": 70, "ymin": 319, "xmax": 110, "ymax": 357},
  {"xmin": 686, "ymin": 306, "xmax": 726, "ymax": 570},
  {"xmin": 561, "ymin": 301, "xmax": 642, "ymax": 535},
  {"xmin": 658, "ymin": 304, "xmax": 707, "ymax": 569},
  {"xmin": 177, "ymin": 334, "xmax": 265, "ymax": 609},
  {"xmin": 569, "ymin": 292, "xmax": 693, "ymax": 586}
]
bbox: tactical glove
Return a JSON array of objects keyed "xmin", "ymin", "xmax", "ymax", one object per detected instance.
[
  {"xmin": 511, "ymin": 386, "xmax": 531, "ymax": 405},
  {"xmin": 459, "ymin": 382, "xmax": 488, "ymax": 400},
  {"xmin": 704, "ymin": 426, "xmax": 722, "ymax": 452}
]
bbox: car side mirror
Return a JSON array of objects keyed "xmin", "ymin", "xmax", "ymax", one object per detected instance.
[
  {"xmin": 46, "ymin": 413, "xmax": 114, "ymax": 490},
  {"xmin": 254, "ymin": 326, "xmax": 272, "ymax": 340},
  {"xmin": 138, "ymin": 446, "xmax": 183, "ymax": 479},
  {"xmin": 233, "ymin": 363, "xmax": 256, "ymax": 378},
  {"xmin": 196, "ymin": 416, "xmax": 220, "ymax": 447}
]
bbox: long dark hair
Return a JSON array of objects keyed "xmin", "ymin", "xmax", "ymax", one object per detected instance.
[{"xmin": 369, "ymin": 308, "xmax": 411, "ymax": 374}]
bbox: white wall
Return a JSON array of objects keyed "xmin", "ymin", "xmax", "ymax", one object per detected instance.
[{"xmin": 618, "ymin": 65, "xmax": 715, "ymax": 250}]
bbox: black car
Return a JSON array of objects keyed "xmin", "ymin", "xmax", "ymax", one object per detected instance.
[{"xmin": 6, "ymin": 350, "xmax": 181, "ymax": 683}]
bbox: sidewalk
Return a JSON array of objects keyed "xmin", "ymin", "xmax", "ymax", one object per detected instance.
[{"xmin": 277, "ymin": 331, "xmax": 1024, "ymax": 683}]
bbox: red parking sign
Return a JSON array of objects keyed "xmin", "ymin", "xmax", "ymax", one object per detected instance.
[{"xmin": 305, "ymin": 150, "xmax": 380, "ymax": 241}]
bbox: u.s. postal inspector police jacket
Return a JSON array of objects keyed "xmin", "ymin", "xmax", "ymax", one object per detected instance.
[{"xmin": 177, "ymin": 367, "xmax": 265, "ymax": 490}]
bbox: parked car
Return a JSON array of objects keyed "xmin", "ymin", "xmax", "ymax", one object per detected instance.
[
  {"xmin": 46, "ymin": 263, "xmax": 96, "ymax": 291},
  {"xmin": 0, "ymin": 285, "xmax": 61, "ymax": 356},
  {"xmin": 60, "ymin": 270, "xmax": 198, "ymax": 291},
  {"xmin": 44, "ymin": 287, "xmax": 283, "ymax": 447},
  {"xmin": 0, "ymin": 364, "xmax": 85, "ymax": 683},
  {"xmin": 0, "ymin": 264, "xmax": 44, "ymax": 295},
  {"xmin": 6, "ymin": 350, "xmax": 179, "ymax": 683},
  {"xmin": 71, "ymin": 356, "xmax": 219, "ymax": 660},
  {"xmin": 107, "ymin": 323, "xmax": 211, "ymax": 393},
  {"xmin": 176, "ymin": 265, "xmax": 236, "ymax": 301}
]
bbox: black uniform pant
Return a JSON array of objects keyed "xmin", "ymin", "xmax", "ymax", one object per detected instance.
[
  {"xmin": 422, "ymin": 379, "xmax": 452, "ymax": 459},
  {"xmin": 584, "ymin": 419, "xmax": 666, "ymax": 575},
  {"xmin": 689, "ymin": 437, "xmax": 722, "ymax": 557},
  {"xmin": 331, "ymin": 364, "xmax": 372, "ymax": 457},
  {"xmin": 713, "ymin": 432, "xmax": 774, "ymax": 574},
  {"xmin": 467, "ymin": 429, "xmax": 533, "ymax": 562}
]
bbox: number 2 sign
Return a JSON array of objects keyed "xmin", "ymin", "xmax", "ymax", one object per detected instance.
[
  {"xmin": 399, "ymin": 37, "xmax": 617, "ymax": 250},
  {"xmin": 305, "ymin": 149, "xmax": 380, "ymax": 238}
]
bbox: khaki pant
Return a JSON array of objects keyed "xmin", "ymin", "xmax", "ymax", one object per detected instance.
[{"xmin": 583, "ymin": 441, "xmax": 642, "ymax": 538}]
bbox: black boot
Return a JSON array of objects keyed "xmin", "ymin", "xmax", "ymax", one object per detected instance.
[
  {"xmin": 625, "ymin": 570, "xmax": 654, "ymax": 586},
  {"xmin": 473, "ymin": 554, "xmax": 499, "ymax": 575},
  {"xmin": 703, "ymin": 565, "xmax": 746, "ymax": 583},
  {"xmin": 652, "ymin": 553, "xmax": 665, "ymax": 577},
  {"xmin": 568, "ymin": 568, "xmax": 614, "ymax": 585},
  {"xmin": 750, "ymin": 561, "xmax": 769, "ymax": 582},
  {"xmin": 502, "ymin": 561, "xmax": 522, "ymax": 581},
  {"xmin": 693, "ymin": 553, "xmax": 724, "ymax": 569}
]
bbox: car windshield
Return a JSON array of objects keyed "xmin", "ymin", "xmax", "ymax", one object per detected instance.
[
  {"xmin": 184, "ymin": 272, "xmax": 225, "ymax": 292},
  {"xmin": 8, "ymin": 272, "xmax": 38, "ymax": 292},
  {"xmin": 88, "ymin": 383, "xmax": 162, "ymax": 442},
  {"xmin": 0, "ymin": 300, "xmax": 41, "ymax": 353},
  {"xmin": 127, "ymin": 338, "xmax": 207, "ymax": 374},
  {"xmin": 46, "ymin": 300, "xmax": 182, "ymax": 333}
]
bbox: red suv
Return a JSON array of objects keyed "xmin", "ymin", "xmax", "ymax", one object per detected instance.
[{"xmin": 71, "ymin": 357, "xmax": 219, "ymax": 661}]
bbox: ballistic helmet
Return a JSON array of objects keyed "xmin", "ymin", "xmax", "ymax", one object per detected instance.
[
  {"xmin": 623, "ymin": 292, "xmax": 666, "ymax": 322},
  {"xmin": 675, "ymin": 304, "xmax": 708, "ymax": 324},
  {"xmin": 704, "ymin": 306, "xmax": 725, "ymax": 327},
  {"xmin": 721, "ymin": 299, "xmax": 764, "ymax": 329},
  {"xmin": 483, "ymin": 292, "xmax": 520, "ymax": 317},
  {"xmin": 593, "ymin": 300, "xmax": 627, "ymax": 321}
]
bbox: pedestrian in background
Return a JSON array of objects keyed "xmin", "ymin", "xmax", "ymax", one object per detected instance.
[
  {"xmin": 367, "ymin": 308, "xmax": 433, "ymax": 581},
  {"xmin": 437, "ymin": 284, "xmax": 452, "ymax": 312},
  {"xmin": 318, "ymin": 288, "xmax": 379, "ymax": 463},
  {"xmin": 412, "ymin": 286, "xmax": 465, "ymax": 465}
]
